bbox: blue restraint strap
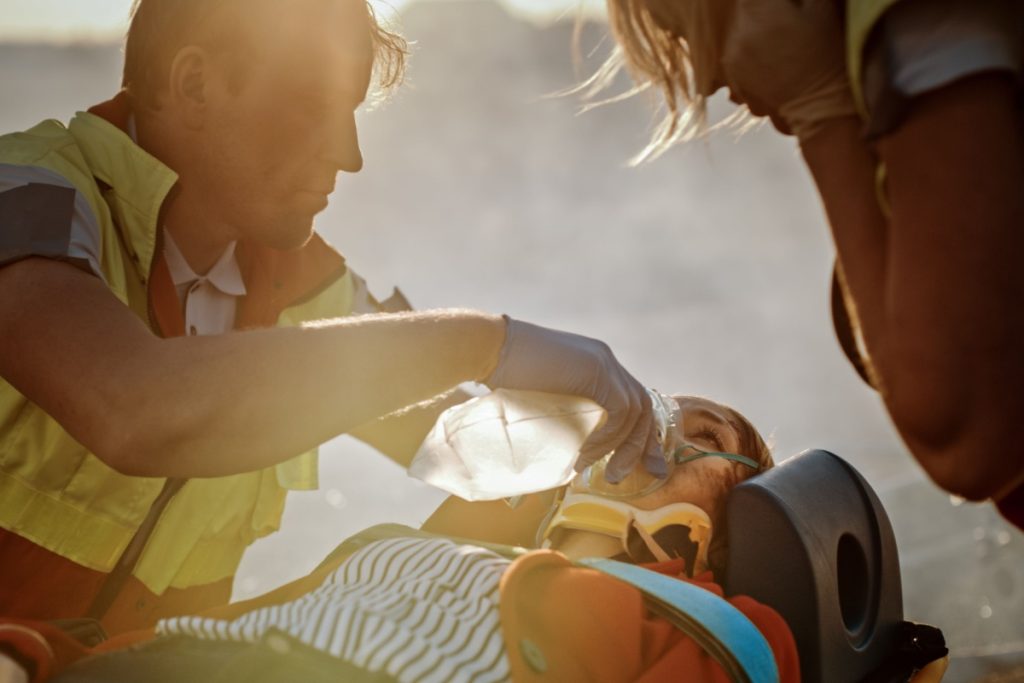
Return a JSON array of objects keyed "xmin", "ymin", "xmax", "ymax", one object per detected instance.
[{"xmin": 579, "ymin": 558, "xmax": 780, "ymax": 683}]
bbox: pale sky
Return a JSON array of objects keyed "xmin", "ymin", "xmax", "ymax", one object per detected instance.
[{"xmin": 0, "ymin": 0, "xmax": 607, "ymax": 42}]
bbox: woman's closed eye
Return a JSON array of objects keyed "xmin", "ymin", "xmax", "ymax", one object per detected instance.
[{"xmin": 691, "ymin": 425, "xmax": 725, "ymax": 452}]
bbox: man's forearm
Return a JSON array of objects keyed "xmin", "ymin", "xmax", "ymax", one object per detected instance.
[
  {"xmin": 2, "ymin": 255, "xmax": 663, "ymax": 484},
  {"xmin": 0, "ymin": 259, "xmax": 506, "ymax": 480},
  {"xmin": 114, "ymin": 311, "xmax": 505, "ymax": 477}
]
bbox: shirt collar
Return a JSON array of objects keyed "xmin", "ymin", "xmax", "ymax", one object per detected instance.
[
  {"xmin": 74, "ymin": 94, "xmax": 178, "ymax": 283},
  {"xmin": 127, "ymin": 112, "xmax": 138, "ymax": 144},
  {"xmin": 163, "ymin": 228, "xmax": 247, "ymax": 297}
]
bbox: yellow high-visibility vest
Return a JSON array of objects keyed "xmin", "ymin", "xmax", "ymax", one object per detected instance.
[
  {"xmin": 0, "ymin": 98, "xmax": 359, "ymax": 595},
  {"xmin": 847, "ymin": 0, "xmax": 904, "ymax": 117}
]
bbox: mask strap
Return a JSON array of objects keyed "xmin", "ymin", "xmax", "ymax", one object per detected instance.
[{"xmin": 673, "ymin": 449, "xmax": 760, "ymax": 470}]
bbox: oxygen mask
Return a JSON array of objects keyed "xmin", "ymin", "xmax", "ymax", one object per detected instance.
[{"xmin": 577, "ymin": 391, "xmax": 761, "ymax": 500}]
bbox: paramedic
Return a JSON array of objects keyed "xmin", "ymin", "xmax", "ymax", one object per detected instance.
[
  {"xmin": 597, "ymin": 0, "xmax": 1024, "ymax": 527},
  {"xmin": 0, "ymin": 0, "xmax": 664, "ymax": 631}
]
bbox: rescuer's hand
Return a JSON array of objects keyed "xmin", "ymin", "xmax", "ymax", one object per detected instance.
[
  {"xmin": 484, "ymin": 317, "xmax": 667, "ymax": 482},
  {"xmin": 722, "ymin": 0, "xmax": 857, "ymax": 140}
]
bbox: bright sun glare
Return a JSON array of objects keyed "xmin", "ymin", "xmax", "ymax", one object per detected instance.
[{"xmin": 1, "ymin": 0, "xmax": 605, "ymax": 42}]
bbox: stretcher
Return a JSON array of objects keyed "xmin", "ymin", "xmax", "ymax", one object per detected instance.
[
  {"xmin": 52, "ymin": 449, "xmax": 947, "ymax": 683},
  {"xmin": 722, "ymin": 449, "xmax": 948, "ymax": 683}
]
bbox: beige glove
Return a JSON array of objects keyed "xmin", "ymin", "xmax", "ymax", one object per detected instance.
[{"xmin": 722, "ymin": 0, "xmax": 857, "ymax": 140}]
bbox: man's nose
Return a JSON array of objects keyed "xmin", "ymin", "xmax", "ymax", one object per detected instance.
[{"xmin": 323, "ymin": 110, "xmax": 363, "ymax": 173}]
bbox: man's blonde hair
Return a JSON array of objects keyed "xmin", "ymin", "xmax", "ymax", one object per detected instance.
[
  {"xmin": 587, "ymin": 0, "xmax": 737, "ymax": 163},
  {"xmin": 122, "ymin": 0, "xmax": 407, "ymax": 111}
]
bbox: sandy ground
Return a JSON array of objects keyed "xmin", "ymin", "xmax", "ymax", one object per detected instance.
[{"xmin": 1, "ymin": 2, "xmax": 1020, "ymax": 679}]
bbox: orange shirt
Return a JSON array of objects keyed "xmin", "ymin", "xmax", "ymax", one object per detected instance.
[
  {"xmin": 0, "ymin": 528, "xmax": 232, "ymax": 636},
  {"xmin": 499, "ymin": 552, "xmax": 799, "ymax": 683}
]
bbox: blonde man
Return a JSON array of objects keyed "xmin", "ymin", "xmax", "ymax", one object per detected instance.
[{"xmin": 0, "ymin": 0, "xmax": 666, "ymax": 636}]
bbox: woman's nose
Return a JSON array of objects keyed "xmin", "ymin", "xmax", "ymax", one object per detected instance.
[{"xmin": 324, "ymin": 110, "xmax": 363, "ymax": 173}]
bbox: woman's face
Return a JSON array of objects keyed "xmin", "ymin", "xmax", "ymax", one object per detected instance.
[
  {"xmin": 644, "ymin": 0, "xmax": 731, "ymax": 97},
  {"xmin": 548, "ymin": 395, "xmax": 761, "ymax": 563},
  {"xmin": 628, "ymin": 396, "xmax": 747, "ymax": 517}
]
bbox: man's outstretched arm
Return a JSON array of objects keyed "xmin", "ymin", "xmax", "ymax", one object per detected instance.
[
  {"xmin": 0, "ymin": 257, "xmax": 504, "ymax": 478},
  {"xmin": 0, "ymin": 257, "xmax": 660, "ymax": 480}
]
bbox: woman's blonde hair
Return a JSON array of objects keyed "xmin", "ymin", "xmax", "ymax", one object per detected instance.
[
  {"xmin": 585, "ymin": 0, "xmax": 739, "ymax": 163},
  {"xmin": 705, "ymin": 398, "xmax": 773, "ymax": 579}
]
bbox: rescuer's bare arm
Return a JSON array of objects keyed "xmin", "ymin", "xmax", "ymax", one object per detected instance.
[
  {"xmin": 0, "ymin": 257, "xmax": 505, "ymax": 478},
  {"xmin": 800, "ymin": 73, "xmax": 1024, "ymax": 501},
  {"xmin": 347, "ymin": 388, "xmax": 473, "ymax": 468}
]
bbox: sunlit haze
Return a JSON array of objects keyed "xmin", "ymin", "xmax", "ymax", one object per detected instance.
[
  {"xmin": 2, "ymin": 0, "xmax": 1021, "ymax": 667},
  {"xmin": 1, "ymin": 0, "xmax": 607, "ymax": 42}
]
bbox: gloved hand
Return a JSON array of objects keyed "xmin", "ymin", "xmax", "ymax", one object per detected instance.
[
  {"xmin": 721, "ymin": 0, "xmax": 857, "ymax": 140},
  {"xmin": 485, "ymin": 316, "xmax": 668, "ymax": 483}
]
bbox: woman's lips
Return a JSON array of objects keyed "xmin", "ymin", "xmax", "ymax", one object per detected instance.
[{"xmin": 293, "ymin": 189, "xmax": 330, "ymax": 210}]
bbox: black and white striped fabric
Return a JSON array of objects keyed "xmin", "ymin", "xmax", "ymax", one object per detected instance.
[{"xmin": 157, "ymin": 537, "xmax": 512, "ymax": 683}]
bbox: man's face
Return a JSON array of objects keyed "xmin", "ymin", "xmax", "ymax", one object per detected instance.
[{"xmin": 195, "ymin": 0, "xmax": 373, "ymax": 249}]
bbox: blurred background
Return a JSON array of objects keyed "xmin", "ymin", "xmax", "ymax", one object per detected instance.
[{"xmin": 1, "ymin": 0, "xmax": 1021, "ymax": 680}]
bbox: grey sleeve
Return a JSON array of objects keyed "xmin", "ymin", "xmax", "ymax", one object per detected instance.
[
  {"xmin": 0, "ymin": 163, "xmax": 104, "ymax": 279},
  {"xmin": 861, "ymin": 0, "xmax": 1024, "ymax": 138}
]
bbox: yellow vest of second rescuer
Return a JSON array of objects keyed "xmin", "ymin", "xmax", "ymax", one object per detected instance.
[{"xmin": 847, "ymin": 0, "xmax": 903, "ymax": 116}]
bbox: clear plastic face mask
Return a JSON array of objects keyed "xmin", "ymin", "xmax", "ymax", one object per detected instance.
[
  {"xmin": 578, "ymin": 444, "xmax": 760, "ymax": 499},
  {"xmin": 573, "ymin": 389, "xmax": 681, "ymax": 499},
  {"xmin": 577, "ymin": 392, "xmax": 761, "ymax": 500}
]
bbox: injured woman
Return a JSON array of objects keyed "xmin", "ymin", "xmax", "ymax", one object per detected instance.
[{"xmin": 1, "ymin": 395, "xmax": 799, "ymax": 683}]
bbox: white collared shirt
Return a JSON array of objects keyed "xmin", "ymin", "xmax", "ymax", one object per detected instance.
[{"xmin": 162, "ymin": 228, "xmax": 247, "ymax": 336}]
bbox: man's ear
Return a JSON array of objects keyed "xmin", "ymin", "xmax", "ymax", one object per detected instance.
[{"xmin": 167, "ymin": 46, "xmax": 211, "ymax": 129}]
